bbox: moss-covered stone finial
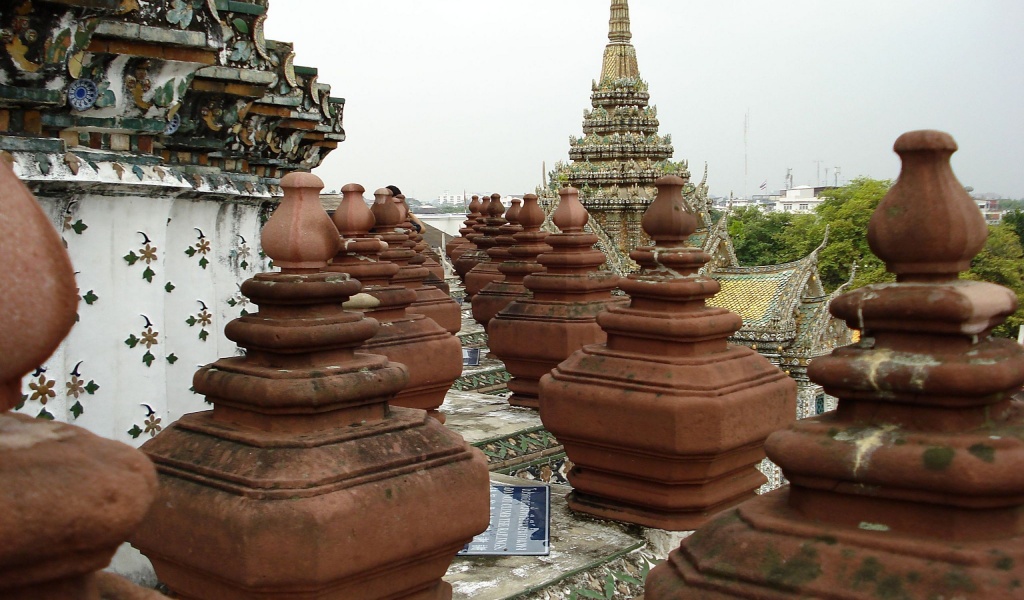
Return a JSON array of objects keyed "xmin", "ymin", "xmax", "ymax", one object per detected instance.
[{"xmin": 868, "ymin": 130, "xmax": 988, "ymax": 281}]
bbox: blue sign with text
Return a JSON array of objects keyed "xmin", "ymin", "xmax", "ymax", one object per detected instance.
[{"xmin": 459, "ymin": 484, "xmax": 550, "ymax": 556}]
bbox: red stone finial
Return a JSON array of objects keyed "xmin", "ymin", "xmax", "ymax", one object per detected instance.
[
  {"xmin": 642, "ymin": 175, "xmax": 697, "ymax": 245},
  {"xmin": 371, "ymin": 187, "xmax": 402, "ymax": 230},
  {"xmin": 554, "ymin": 187, "xmax": 589, "ymax": 232},
  {"xmin": 262, "ymin": 171, "xmax": 340, "ymax": 272},
  {"xmin": 0, "ymin": 161, "xmax": 77, "ymax": 410},
  {"xmin": 647, "ymin": 130, "xmax": 1024, "ymax": 598},
  {"xmin": 467, "ymin": 194, "xmax": 481, "ymax": 214},
  {"xmin": 868, "ymin": 130, "xmax": 988, "ymax": 281},
  {"xmin": 506, "ymin": 197, "xmax": 522, "ymax": 224},
  {"xmin": 539, "ymin": 176, "xmax": 793, "ymax": 530},
  {"xmin": 489, "ymin": 193, "xmax": 505, "ymax": 217},
  {"xmin": 518, "ymin": 193, "xmax": 544, "ymax": 230},
  {"xmin": 332, "ymin": 183, "xmax": 374, "ymax": 237},
  {"xmin": 393, "ymin": 194, "xmax": 409, "ymax": 222}
]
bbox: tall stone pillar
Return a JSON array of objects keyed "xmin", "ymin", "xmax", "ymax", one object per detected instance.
[
  {"xmin": 472, "ymin": 194, "xmax": 550, "ymax": 330},
  {"xmin": 489, "ymin": 187, "xmax": 625, "ymax": 409},
  {"xmin": 374, "ymin": 189, "xmax": 462, "ymax": 335},
  {"xmin": 448, "ymin": 195, "xmax": 482, "ymax": 262},
  {"xmin": 328, "ymin": 184, "xmax": 462, "ymax": 423},
  {"xmin": 646, "ymin": 130, "xmax": 1024, "ymax": 598},
  {"xmin": 131, "ymin": 172, "xmax": 489, "ymax": 600},
  {"xmin": 465, "ymin": 194, "xmax": 509, "ymax": 298},
  {"xmin": 540, "ymin": 175, "xmax": 795, "ymax": 529},
  {"xmin": 0, "ymin": 162, "xmax": 160, "ymax": 599}
]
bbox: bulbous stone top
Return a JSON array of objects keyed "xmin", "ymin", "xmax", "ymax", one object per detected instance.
[
  {"xmin": 519, "ymin": 194, "xmax": 544, "ymax": 231},
  {"xmin": 506, "ymin": 198, "xmax": 522, "ymax": 225},
  {"xmin": 488, "ymin": 194, "xmax": 505, "ymax": 218},
  {"xmin": 372, "ymin": 188, "xmax": 402, "ymax": 229},
  {"xmin": 868, "ymin": 130, "xmax": 987, "ymax": 281},
  {"xmin": 0, "ymin": 161, "xmax": 78, "ymax": 411},
  {"xmin": 554, "ymin": 187, "xmax": 589, "ymax": 232},
  {"xmin": 263, "ymin": 171, "xmax": 340, "ymax": 272},
  {"xmin": 393, "ymin": 195, "xmax": 409, "ymax": 222},
  {"xmin": 642, "ymin": 176, "xmax": 697, "ymax": 244},
  {"xmin": 332, "ymin": 183, "xmax": 375, "ymax": 237},
  {"xmin": 468, "ymin": 195, "xmax": 481, "ymax": 214}
]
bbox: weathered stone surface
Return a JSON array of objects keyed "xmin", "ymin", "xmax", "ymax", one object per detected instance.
[
  {"xmin": 454, "ymin": 194, "xmax": 493, "ymax": 281},
  {"xmin": 540, "ymin": 176, "xmax": 795, "ymax": 530},
  {"xmin": 646, "ymin": 131, "xmax": 1024, "ymax": 598},
  {"xmin": 131, "ymin": 172, "xmax": 489, "ymax": 599},
  {"xmin": 465, "ymin": 193, "xmax": 509, "ymax": 298},
  {"xmin": 373, "ymin": 187, "xmax": 462, "ymax": 335},
  {"xmin": 489, "ymin": 187, "xmax": 625, "ymax": 409},
  {"xmin": 447, "ymin": 194, "xmax": 481, "ymax": 261},
  {"xmin": 329, "ymin": 183, "xmax": 462, "ymax": 423},
  {"xmin": 474, "ymin": 197, "xmax": 540, "ymax": 328}
]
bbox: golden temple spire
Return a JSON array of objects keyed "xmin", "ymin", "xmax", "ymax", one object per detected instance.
[
  {"xmin": 609, "ymin": 0, "xmax": 632, "ymax": 44},
  {"xmin": 600, "ymin": 0, "xmax": 640, "ymax": 82}
]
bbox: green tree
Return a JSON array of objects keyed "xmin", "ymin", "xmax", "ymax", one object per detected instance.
[
  {"xmin": 965, "ymin": 223, "xmax": 1024, "ymax": 338},
  {"xmin": 726, "ymin": 206, "xmax": 794, "ymax": 266},
  {"xmin": 1000, "ymin": 209, "xmax": 1024, "ymax": 245}
]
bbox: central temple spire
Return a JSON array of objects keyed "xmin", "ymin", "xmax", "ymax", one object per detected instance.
[
  {"xmin": 601, "ymin": 0, "xmax": 640, "ymax": 81},
  {"xmin": 609, "ymin": 0, "xmax": 632, "ymax": 43}
]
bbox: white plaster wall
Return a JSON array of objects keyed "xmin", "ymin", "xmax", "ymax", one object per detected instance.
[{"xmin": 15, "ymin": 190, "xmax": 269, "ymax": 447}]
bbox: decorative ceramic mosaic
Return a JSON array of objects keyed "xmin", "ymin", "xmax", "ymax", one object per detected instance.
[
  {"xmin": 502, "ymin": 455, "xmax": 573, "ymax": 487},
  {"xmin": 452, "ymin": 367, "xmax": 511, "ymax": 392}
]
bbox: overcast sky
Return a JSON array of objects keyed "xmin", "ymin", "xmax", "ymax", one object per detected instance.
[{"xmin": 265, "ymin": 1, "xmax": 1024, "ymax": 201}]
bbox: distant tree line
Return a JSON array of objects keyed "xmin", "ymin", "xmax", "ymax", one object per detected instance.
[{"xmin": 727, "ymin": 178, "xmax": 1024, "ymax": 338}]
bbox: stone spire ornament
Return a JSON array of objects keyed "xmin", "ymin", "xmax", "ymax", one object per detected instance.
[
  {"xmin": 0, "ymin": 161, "xmax": 161, "ymax": 599},
  {"xmin": 464, "ymin": 193, "xmax": 508, "ymax": 298},
  {"xmin": 646, "ymin": 131, "xmax": 1024, "ymax": 598},
  {"xmin": 447, "ymin": 194, "xmax": 482, "ymax": 262},
  {"xmin": 472, "ymin": 194, "xmax": 550, "ymax": 330},
  {"xmin": 470, "ymin": 197, "xmax": 523, "ymax": 326},
  {"xmin": 328, "ymin": 184, "xmax": 462, "ymax": 423},
  {"xmin": 453, "ymin": 194, "xmax": 495, "ymax": 282},
  {"xmin": 131, "ymin": 172, "xmax": 489, "ymax": 599},
  {"xmin": 374, "ymin": 188, "xmax": 462, "ymax": 334},
  {"xmin": 539, "ymin": 175, "xmax": 795, "ymax": 529},
  {"xmin": 489, "ymin": 187, "xmax": 625, "ymax": 409}
]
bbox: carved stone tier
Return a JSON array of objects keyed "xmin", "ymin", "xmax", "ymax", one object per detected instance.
[
  {"xmin": 472, "ymin": 195, "xmax": 549, "ymax": 330},
  {"xmin": 469, "ymin": 197, "xmax": 521, "ymax": 322},
  {"xmin": 447, "ymin": 194, "xmax": 482, "ymax": 262},
  {"xmin": 131, "ymin": 172, "xmax": 488, "ymax": 599},
  {"xmin": 489, "ymin": 187, "xmax": 625, "ymax": 409},
  {"xmin": 396, "ymin": 194, "xmax": 448, "ymax": 294},
  {"xmin": 373, "ymin": 188, "xmax": 461, "ymax": 335},
  {"xmin": 539, "ymin": 176, "xmax": 795, "ymax": 530},
  {"xmin": 453, "ymin": 194, "xmax": 493, "ymax": 281},
  {"xmin": 646, "ymin": 131, "xmax": 1024, "ymax": 597},
  {"xmin": 464, "ymin": 193, "xmax": 508, "ymax": 298},
  {"xmin": 0, "ymin": 160, "xmax": 160, "ymax": 599},
  {"xmin": 328, "ymin": 184, "xmax": 461, "ymax": 424}
]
